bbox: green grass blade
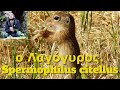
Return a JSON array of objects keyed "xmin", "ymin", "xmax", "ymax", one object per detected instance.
[{"xmin": 12, "ymin": 46, "xmax": 16, "ymax": 79}]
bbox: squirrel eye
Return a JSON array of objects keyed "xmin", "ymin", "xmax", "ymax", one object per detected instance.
[{"xmin": 54, "ymin": 16, "xmax": 60, "ymax": 21}]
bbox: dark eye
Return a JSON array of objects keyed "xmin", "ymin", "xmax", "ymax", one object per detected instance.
[{"xmin": 54, "ymin": 16, "xmax": 60, "ymax": 21}]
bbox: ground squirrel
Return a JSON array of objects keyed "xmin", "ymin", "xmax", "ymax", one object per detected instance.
[{"xmin": 33, "ymin": 12, "xmax": 80, "ymax": 79}]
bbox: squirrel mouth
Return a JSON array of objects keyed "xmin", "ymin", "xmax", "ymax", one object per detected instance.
[
  {"xmin": 40, "ymin": 26, "xmax": 55, "ymax": 37},
  {"xmin": 41, "ymin": 30, "xmax": 54, "ymax": 38},
  {"xmin": 32, "ymin": 25, "xmax": 57, "ymax": 41}
]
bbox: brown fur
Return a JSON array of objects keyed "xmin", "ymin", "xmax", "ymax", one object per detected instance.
[{"xmin": 40, "ymin": 12, "xmax": 80, "ymax": 79}]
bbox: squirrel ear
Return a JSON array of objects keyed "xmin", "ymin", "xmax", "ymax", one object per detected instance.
[{"xmin": 66, "ymin": 17, "xmax": 70, "ymax": 24}]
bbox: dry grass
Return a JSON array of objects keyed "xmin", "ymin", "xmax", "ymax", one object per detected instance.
[{"xmin": 0, "ymin": 11, "xmax": 120, "ymax": 79}]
